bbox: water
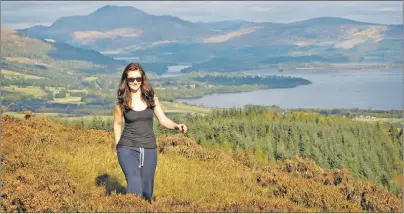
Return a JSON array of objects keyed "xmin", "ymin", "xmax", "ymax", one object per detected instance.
[
  {"xmin": 177, "ymin": 68, "xmax": 403, "ymax": 110},
  {"xmin": 160, "ymin": 65, "xmax": 191, "ymax": 78}
]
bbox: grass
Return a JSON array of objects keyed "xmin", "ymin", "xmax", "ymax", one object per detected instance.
[
  {"xmin": 161, "ymin": 101, "xmax": 212, "ymax": 115},
  {"xmin": 38, "ymin": 113, "xmax": 72, "ymax": 116},
  {"xmin": 2, "ymin": 116, "xmax": 402, "ymax": 212},
  {"xmin": 68, "ymin": 89, "xmax": 88, "ymax": 93},
  {"xmin": 62, "ymin": 115, "xmax": 112, "ymax": 120},
  {"xmin": 48, "ymin": 96, "xmax": 84, "ymax": 104},
  {"xmin": 353, "ymin": 117, "xmax": 402, "ymax": 129},
  {"xmin": 46, "ymin": 87, "xmax": 66, "ymax": 92},
  {"xmin": 2, "ymin": 86, "xmax": 46, "ymax": 97},
  {"xmin": 84, "ymin": 77, "xmax": 97, "ymax": 81},
  {"xmin": 353, "ymin": 117, "xmax": 402, "ymax": 124},
  {"xmin": 1, "ymin": 69, "xmax": 45, "ymax": 80},
  {"xmin": 154, "ymin": 152, "xmax": 259, "ymax": 206},
  {"xmin": 2, "ymin": 112, "xmax": 71, "ymax": 118},
  {"xmin": 4, "ymin": 57, "xmax": 53, "ymax": 67},
  {"xmin": 37, "ymin": 126, "xmax": 265, "ymax": 210}
]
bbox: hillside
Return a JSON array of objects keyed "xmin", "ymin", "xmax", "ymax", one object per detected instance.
[
  {"xmin": 1, "ymin": 115, "xmax": 402, "ymax": 212},
  {"xmin": 1, "ymin": 28, "xmax": 127, "ymax": 76},
  {"xmin": 18, "ymin": 5, "xmax": 403, "ymax": 63},
  {"xmin": 0, "ymin": 28, "xmax": 180, "ymax": 114},
  {"xmin": 1, "ymin": 28, "xmax": 317, "ymax": 115}
]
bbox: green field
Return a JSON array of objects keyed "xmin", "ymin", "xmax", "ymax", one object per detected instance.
[
  {"xmin": 161, "ymin": 101, "xmax": 212, "ymax": 115},
  {"xmin": 2, "ymin": 86, "xmax": 46, "ymax": 97},
  {"xmin": 46, "ymin": 87, "xmax": 67, "ymax": 93},
  {"xmin": 353, "ymin": 117, "xmax": 402, "ymax": 129},
  {"xmin": 48, "ymin": 96, "xmax": 84, "ymax": 104},
  {"xmin": 68, "ymin": 89, "xmax": 88, "ymax": 93},
  {"xmin": 353, "ymin": 117, "xmax": 402, "ymax": 124},
  {"xmin": 84, "ymin": 76, "xmax": 97, "ymax": 81},
  {"xmin": 1, "ymin": 69, "xmax": 45, "ymax": 80}
]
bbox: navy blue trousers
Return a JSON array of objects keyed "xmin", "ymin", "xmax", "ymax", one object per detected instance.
[{"xmin": 117, "ymin": 146, "xmax": 157, "ymax": 203}]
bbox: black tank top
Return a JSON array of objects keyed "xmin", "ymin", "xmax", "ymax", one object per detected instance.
[{"xmin": 117, "ymin": 107, "xmax": 157, "ymax": 149}]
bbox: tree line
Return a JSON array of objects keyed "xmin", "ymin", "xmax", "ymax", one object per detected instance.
[{"xmin": 154, "ymin": 106, "xmax": 402, "ymax": 193}]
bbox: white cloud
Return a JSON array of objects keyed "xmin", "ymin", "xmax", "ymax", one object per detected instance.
[
  {"xmin": 248, "ymin": 6, "xmax": 272, "ymax": 13},
  {"xmin": 378, "ymin": 7, "xmax": 398, "ymax": 12}
]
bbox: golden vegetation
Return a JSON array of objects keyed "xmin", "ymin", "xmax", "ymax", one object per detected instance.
[
  {"xmin": 335, "ymin": 26, "xmax": 388, "ymax": 49},
  {"xmin": 203, "ymin": 27, "xmax": 262, "ymax": 43},
  {"xmin": 4, "ymin": 57, "xmax": 52, "ymax": 67},
  {"xmin": 1, "ymin": 115, "xmax": 402, "ymax": 212},
  {"xmin": 72, "ymin": 28, "xmax": 140, "ymax": 44}
]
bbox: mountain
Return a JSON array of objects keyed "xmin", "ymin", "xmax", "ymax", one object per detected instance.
[
  {"xmin": 288, "ymin": 17, "xmax": 373, "ymax": 26},
  {"xmin": 18, "ymin": 5, "xmax": 403, "ymax": 64},
  {"xmin": 19, "ymin": 5, "xmax": 217, "ymax": 51},
  {"xmin": 1, "ymin": 115, "xmax": 402, "ymax": 212}
]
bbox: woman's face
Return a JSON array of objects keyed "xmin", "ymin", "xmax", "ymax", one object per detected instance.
[{"xmin": 127, "ymin": 70, "xmax": 143, "ymax": 92}]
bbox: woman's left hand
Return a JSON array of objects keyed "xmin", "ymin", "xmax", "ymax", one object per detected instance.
[{"xmin": 176, "ymin": 124, "xmax": 187, "ymax": 134}]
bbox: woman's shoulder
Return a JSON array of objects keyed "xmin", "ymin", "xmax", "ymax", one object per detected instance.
[
  {"xmin": 115, "ymin": 103, "xmax": 130, "ymax": 114},
  {"xmin": 153, "ymin": 95, "xmax": 160, "ymax": 103},
  {"xmin": 114, "ymin": 103, "xmax": 121, "ymax": 110}
]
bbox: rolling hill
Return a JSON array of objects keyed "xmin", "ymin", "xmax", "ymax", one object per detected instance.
[
  {"xmin": 1, "ymin": 28, "xmax": 126, "ymax": 76},
  {"xmin": 1, "ymin": 115, "xmax": 402, "ymax": 212}
]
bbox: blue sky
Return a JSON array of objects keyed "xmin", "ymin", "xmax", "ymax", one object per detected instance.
[{"xmin": 1, "ymin": 1, "xmax": 402, "ymax": 29}]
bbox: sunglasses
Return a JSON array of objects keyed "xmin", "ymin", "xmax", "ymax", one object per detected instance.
[{"xmin": 127, "ymin": 77, "xmax": 143, "ymax": 83}]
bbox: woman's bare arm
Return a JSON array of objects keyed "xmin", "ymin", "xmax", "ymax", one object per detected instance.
[
  {"xmin": 153, "ymin": 96, "xmax": 187, "ymax": 133},
  {"xmin": 113, "ymin": 104, "xmax": 123, "ymax": 144}
]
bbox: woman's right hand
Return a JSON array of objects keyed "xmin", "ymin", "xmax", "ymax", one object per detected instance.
[{"xmin": 176, "ymin": 124, "xmax": 187, "ymax": 134}]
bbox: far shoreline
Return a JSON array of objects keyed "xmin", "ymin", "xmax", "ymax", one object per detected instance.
[{"xmin": 293, "ymin": 63, "xmax": 403, "ymax": 71}]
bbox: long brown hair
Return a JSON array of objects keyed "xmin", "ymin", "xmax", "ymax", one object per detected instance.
[{"xmin": 116, "ymin": 63, "xmax": 155, "ymax": 110}]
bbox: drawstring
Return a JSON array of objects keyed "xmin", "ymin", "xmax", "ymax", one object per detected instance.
[{"xmin": 139, "ymin": 148, "xmax": 144, "ymax": 168}]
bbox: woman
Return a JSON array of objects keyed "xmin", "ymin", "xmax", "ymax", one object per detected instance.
[{"xmin": 113, "ymin": 62, "xmax": 187, "ymax": 203}]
